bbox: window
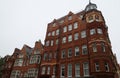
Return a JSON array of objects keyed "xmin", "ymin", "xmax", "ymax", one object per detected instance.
[
  {"xmin": 46, "ymin": 41, "xmax": 49, "ymax": 46},
  {"xmin": 83, "ymin": 62, "xmax": 89, "ymax": 76},
  {"xmin": 56, "ymin": 29, "xmax": 59, "ymax": 35},
  {"xmin": 28, "ymin": 68, "xmax": 38, "ymax": 77},
  {"xmin": 59, "ymin": 20, "xmax": 64, "ymax": 24},
  {"xmin": 75, "ymin": 63, "xmax": 80, "ymax": 77},
  {"xmin": 97, "ymin": 28, "xmax": 103, "ymax": 34},
  {"xmin": 95, "ymin": 62, "xmax": 100, "ymax": 72},
  {"xmin": 48, "ymin": 32, "xmax": 51, "ymax": 36},
  {"xmin": 90, "ymin": 29, "xmax": 96, "ymax": 35},
  {"xmin": 53, "ymin": 66, "xmax": 56, "ymax": 74},
  {"xmin": 101, "ymin": 42, "xmax": 106, "ymax": 52},
  {"xmin": 43, "ymin": 53, "xmax": 47, "ymax": 61},
  {"xmin": 10, "ymin": 70, "xmax": 20, "ymax": 78},
  {"xmin": 82, "ymin": 45, "xmax": 88, "ymax": 55},
  {"xmin": 68, "ymin": 16, "xmax": 72, "ymax": 20},
  {"xmin": 75, "ymin": 47, "xmax": 80, "ymax": 56},
  {"xmin": 54, "ymin": 52, "xmax": 57, "ymax": 59},
  {"xmin": 61, "ymin": 64, "xmax": 65, "ymax": 77},
  {"xmin": 88, "ymin": 16, "xmax": 94, "ymax": 23},
  {"xmin": 41, "ymin": 66, "xmax": 46, "ymax": 75},
  {"xmin": 47, "ymin": 66, "xmax": 50, "ymax": 74},
  {"xmin": 68, "ymin": 24, "xmax": 72, "ymax": 31},
  {"xmin": 30, "ymin": 55, "xmax": 40, "ymax": 64},
  {"xmin": 51, "ymin": 40, "xmax": 54, "ymax": 46},
  {"xmin": 68, "ymin": 64, "xmax": 72, "ymax": 77},
  {"xmin": 68, "ymin": 35, "xmax": 72, "ymax": 42},
  {"xmin": 63, "ymin": 26, "xmax": 67, "ymax": 33},
  {"xmin": 92, "ymin": 43, "xmax": 97, "ymax": 52},
  {"xmin": 52, "ymin": 31, "xmax": 55, "ymax": 36},
  {"xmin": 56, "ymin": 39, "xmax": 59, "ymax": 45},
  {"xmin": 53, "ymin": 23, "xmax": 56, "ymax": 27},
  {"xmin": 61, "ymin": 50, "xmax": 66, "ymax": 59},
  {"xmin": 105, "ymin": 62, "xmax": 109, "ymax": 72},
  {"xmin": 19, "ymin": 54, "xmax": 23, "ymax": 58},
  {"xmin": 48, "ymin": 53, "xmax": 52, "ymax": 60},
  {"xmin": 62, "ymin": 37, "xmax": 66, "ymax": 44},
  {"xmin": 81, "ymin": 30, "xmax": 86, "ymax": 38},
  {"xmin": 74, "ymin": 33, "xmax": 79, "ymax": 40},
  {"xmin": 95, "ymin": 15, "xmax": 99, "ymax": 21},
  {"xmin": 14, "ymin": 59, "xmax": 23, "ymax": 66},
  {"xmin": 68, "ymin": 48, "xmax": 72, "ymax": 57},
  {"xmin": 74, "ymin": 22, "xmax": 78, "ymax": 29},
  {"xmin": 34, "ymin": 50, "xmax": 40, "ymax": 54}
]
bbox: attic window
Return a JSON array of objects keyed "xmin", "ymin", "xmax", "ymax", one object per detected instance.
[
  {"xmin": 59, "ymin": 20, "xmax": 64, "ymax": 24},
  {"xmin": 68, "ymin": 15, "xmax": 72, "ymax": 20},
  {"xmin": 53, "ymin": 23, "xmax": 56, "ymax": 27}
]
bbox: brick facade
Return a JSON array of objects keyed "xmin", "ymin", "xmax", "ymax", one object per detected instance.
[{"xmin": 1, "ymin": 2, "xmax": 120, "ymax": 78}]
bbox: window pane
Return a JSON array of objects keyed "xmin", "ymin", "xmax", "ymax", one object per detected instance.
[
  {"xmin": 48, "ymin": 32, "xmax": 51, "ymax": 36},
  {"xmin": 61, "ymin": 65, "xmax": 65, "ymax": 77},
  {"xmin": 74, "ymin": 22, "xmax": 78, "ymax": 29},
  {"xmin": 41, "ymin": 66, "xmax": 46, "ymax": 75},
  {"xmin": 97, "ymin": 28, "xmax": 103, "ymax": 34},
  {"xmin": 56, "ymin": 39, "xmax": 59, "ymax": 45},
  {"xmin": 68, "ymin": 24, "xmax": 72, "ymax": 31},
  {"xmin": 68, "ymin": 48, "xmax": 72, "ymax": 57},
  {"xmin": 90, "ymin": 29, "xmax": 96, "ymax": 35},
  {"xmin": 101, "ymin": 42, "xmax": 105, "ymax": 52},
  {"xmin": 47, "ymin": 66, "xmax": 50, "ymax": 74},
  {"xmin": 81, "ymin": 30, "xmax": 86, "ymax": 38},
  {"xmin": 74, "ymin": 33, "xmax": 79, "ymax": 40},
  {"xmin": 68, "ymin": 64, "xmax": 72, "ymax": 77},
  {"xmin": 92, "ymin": 43, "xmax": 97, "ymax": 52},
  {"xmin": 83, "ymin": 62, "xmax": 89, "ymax": 76},
  {"xmin": 62, "ymin": 37, "xmax": 66, "ymax": 44},
  {"xmin": 46, "ymin": 41, "xmax": 49, "ymax": 46},
  {"xmin": 68, "ymin": 35, "xmax": 72, "ymax": 42},
  {"xmin": 105, "ymin": 62, "xmax": 109, "ymax": 72},
  {"xmin": 61, "ymin": 50, "xmax": 66, "ymax": 59},
  {"xmin": 82, "ymin": 45, "xmax": 88, "ymax": 55},
  {"xmin": 75, "ymin": 47, "xmax": 79, "ymax": 56},
  {"xmin": 56, "ymin": 29, "xmax": 59, "ymax": 35},
  {"xmin": 51, "ymin": 40, "xmax": 54, "ymax": 46},
  {"xmin": 52, "ymin": 31, "xmax": 55, "ymax": 36},
  {"xmin": 63, "ymin": 26, "xmax": 67, "ymax": 33},
  {"xmin": 75, "ymin": 63, "xmax": 80, "ymax": 77},
  {"xmin": 95, "ymin": 62, "xmax": 100, "ymax": 72},
  {"xmin": 68, "ymin": 16, "xmax": 72, "ymax": 20}
]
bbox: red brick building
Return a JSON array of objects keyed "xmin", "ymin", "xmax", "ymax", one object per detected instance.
[
  {"xmin": 39, "ymin": 2, "xmax": 120, "ymax": 78},
  {"xmin": 1, "ymin": 2, "xmax": 120, "ymax": 78},
  {"xmin": 2, "ymin": 41, "xmax": 43, "ymax": 78}
]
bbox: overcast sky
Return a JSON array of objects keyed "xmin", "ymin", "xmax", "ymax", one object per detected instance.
[{"xmin": 0, "ymin": 0, "xmax": 120, "ymax": 63}]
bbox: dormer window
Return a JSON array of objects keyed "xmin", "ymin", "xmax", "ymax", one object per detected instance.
[
  {"xmin": 53, "ymin": 23, "xmax": 56, "ymax": 27},
  {"xmin": 68, "ymin": 16, "xmax": 72, "ymax": 20},
  {"xmin": 59, "ymin": 20, "xmax": 64, "ymax": 24}
]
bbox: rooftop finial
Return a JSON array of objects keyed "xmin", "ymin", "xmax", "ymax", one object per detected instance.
[{"xmin": 89, "ymin": 0, "xmax": 91, "ymax": 4}]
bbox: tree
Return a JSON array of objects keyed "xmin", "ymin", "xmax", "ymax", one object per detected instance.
[{"xmin": 0, "ymin": 57, "xmax": 5, "ymax": 78}]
